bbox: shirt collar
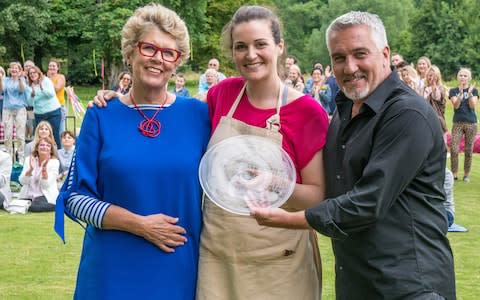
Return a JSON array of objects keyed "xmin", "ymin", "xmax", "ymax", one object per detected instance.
[{"xmin": 335, "ymin": 67, "xmax": 401, "ymax": 116}]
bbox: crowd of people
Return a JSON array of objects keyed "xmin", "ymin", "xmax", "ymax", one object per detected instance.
[
  {"xmin": 1, "ymin": 3, "xmax": 477, "ymax": 299},
  {"xmin": 0, "ymin": 59, "xmax": 76, "ymax": 213}
]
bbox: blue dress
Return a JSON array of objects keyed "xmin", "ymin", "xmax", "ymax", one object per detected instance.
[{"xmin": 57, "ymin": 97, "xmax": 210, "ymax": 299}]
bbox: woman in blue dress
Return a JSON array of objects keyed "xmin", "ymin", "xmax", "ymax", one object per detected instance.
[{"xmin": 54, "ymin": 4, "xmax": 210, "ymax": 299}]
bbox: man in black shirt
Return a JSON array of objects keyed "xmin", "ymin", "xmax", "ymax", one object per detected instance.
[{"xmin": 250, "ymin": 11, "xmax": 456, "ymax": 299}]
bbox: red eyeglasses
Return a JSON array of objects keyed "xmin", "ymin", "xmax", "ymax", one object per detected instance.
[{"xmin": 137, "ymin": 41, "xmax": 182, "ymax": 62}]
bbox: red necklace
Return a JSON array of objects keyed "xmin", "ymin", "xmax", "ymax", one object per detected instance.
[{"xmin": 130, "ymin": 93, "xmax": 168, "ymax": 138}]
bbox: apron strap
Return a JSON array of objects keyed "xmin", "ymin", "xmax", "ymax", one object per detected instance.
[
  {"xmin": 226, "ymin": 82, "xmax": 286, "ymax": 132},
  {"xmin": 226, "ymin": 84, "xmax": 247, "ymax": 118}
]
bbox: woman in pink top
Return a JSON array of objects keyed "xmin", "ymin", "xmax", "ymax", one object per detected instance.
[
  {"xmin": 196, "ymin": 5, "xmax": 328, "ymax": 300},
  {"xmin": 92, "ymin": 6, "xmax": 328, "ymax": 299}
]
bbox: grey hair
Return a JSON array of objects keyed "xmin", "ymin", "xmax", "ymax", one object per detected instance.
[{"xmin": 326, "ymin": 11, "xmax": 388, "ymax": 52}]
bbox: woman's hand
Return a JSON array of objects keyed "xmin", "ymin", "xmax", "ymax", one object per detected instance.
[
  {"xmin": 40, "ymin": 159, "xmax": 49, "ymax": 179},
  {"xmin": 87, "ymin": 90, "xmax": 120, "ymax": 108},
  {"xmin": 139, "ymin": 214, "xmax": 188, "ymax": 253},
  {"xmin": 468, "ymin": 83, "xmax": 476, "ymax": 95},
  {"xmin": 25, "ymin": 156, "xmax": 35, "ymax": 177}
]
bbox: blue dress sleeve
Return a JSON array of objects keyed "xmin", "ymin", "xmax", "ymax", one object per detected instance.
[{"xmin": 54, "ymin": 107, "xmax": 111, "ymax": 242}]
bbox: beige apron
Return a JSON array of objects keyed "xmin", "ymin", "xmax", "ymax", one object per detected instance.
[{"xmin": 196, "ymin": 84, "xmax": 322, "ymax": 300}]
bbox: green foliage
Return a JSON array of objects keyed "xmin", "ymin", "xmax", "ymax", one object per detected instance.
[
  {"xmin": 0, "ymin": 3, "xmax": 51, "ymax": 63},
  {"xmin": 409, "ymin": 0, "xmax": 466, "ymax": 77},
  {"xmin": 275, "ymin": 0, "xmax": 415, "ymax": 72}
]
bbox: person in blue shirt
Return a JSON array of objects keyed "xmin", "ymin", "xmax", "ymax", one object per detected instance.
[
  {"xmin": 304, "ymin": 66, "xmax": 333, "ymax": 114},
  {"xmin": 198, "ymin": 58, "xmax": 226, "ymax": 92},
  {"xmin": 170, "ymin": 73, "xmax": 190, "ymax": 97},
  {"xmin": 0, "ymin": 66, "xmax": 5, "ymax": 122},
  {"xmin": 0, "ymin": 62, "xmax": 28, "ymax": 163},
  {"xmin": 25, "ymin": 65, "xmax": 62, "ymax": 148}
]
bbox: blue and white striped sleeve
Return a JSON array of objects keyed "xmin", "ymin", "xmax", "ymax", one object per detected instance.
[{"xmin": 66, "ymin": 193, "xmax": 110, "ymax": 228}]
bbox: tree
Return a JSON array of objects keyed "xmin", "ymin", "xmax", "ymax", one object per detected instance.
[
  {"xmin": 458, "ymin": 0, "xmax": 480, "ymax": 78},
  {"xmin": 274, "ymin": 0, "xmax": 415, "ymax": 73},
  {"xmin": 0, "ymin": 2, "xmax": 51, "ymax": 64},
  {"xmin": 409, "ymin": 0, "xmax": 470, "ymax": 78}
]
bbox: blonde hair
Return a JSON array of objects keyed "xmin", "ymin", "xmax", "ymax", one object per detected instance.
[
  {"xmin": 204, "ymin": 68, "xmax": 218, "ymax": 77},
  {"xmin": 400, "ymin": 65, "xmax": 418, "ymax": 82},
  {"xmin": 425, "ymin": 65, "xmax": 444, "ymax": 87},
  {"xmin": 416, "ymin": 56, "xmax": 431, "ymax": 76},
  {"xmin": 289, "ymin": 64, "xmax": 301, "ymax": 76},
  {"xmin": 458, "ymin": 67, "xmax": 472, "ymax": 81},
  {"xmin": 8, "ymin": 62, "xmax": 22, "ymax": 76},
  {"xmin": 121, "ymin": 4, "xmax": 190, "ymax": 65},
  {"xmin": 33, "ymin": 121, "xmax": 57, "ymax": 149}
]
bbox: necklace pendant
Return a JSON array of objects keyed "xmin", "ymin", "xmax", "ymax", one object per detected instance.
[{"xmin": 138, "ymin": 119, "xmax": 161, "ymax": 137}]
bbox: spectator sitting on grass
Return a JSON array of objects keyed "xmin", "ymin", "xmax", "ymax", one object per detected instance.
[
  {"xmin": 24, "ymin": 121, "xmax": 57, "ymax": 163},
  {"xmin": 18, "ymin": 136, "xmax": 59, "ymax": 212},
  {"xmin": 57, "ymin": 130, "xmax": 76, "ymax": 183}
]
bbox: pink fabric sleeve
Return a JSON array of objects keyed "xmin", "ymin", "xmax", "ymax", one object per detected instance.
[{"xmin": 280, "ymin": 95, "xmax": 329, "ymax": 179}]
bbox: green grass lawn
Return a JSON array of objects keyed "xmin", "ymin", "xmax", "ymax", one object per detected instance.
[
  {"xmin": 0, "ymin": 85, "xmax": 478, "ymax": 299},
  {"xmin": 0, "ymin": 154, "xmax": 478, "ymax": 299}
]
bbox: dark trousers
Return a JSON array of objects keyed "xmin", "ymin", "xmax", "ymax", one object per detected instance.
[
  {"xmin": 29, "ymin": 196, "xmax": 55, "ymax": 212},
  {"xmin": 34, "ymin": 107, "xmax": 62, "ymax": 148}
]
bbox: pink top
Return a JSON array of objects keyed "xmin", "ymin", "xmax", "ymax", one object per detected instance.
[{"xmin": 208, "ymin": 77, "xmax": 329, "ymax": 182}]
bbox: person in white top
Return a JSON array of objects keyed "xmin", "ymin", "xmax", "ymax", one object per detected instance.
[
  {"xmin": 18, "ymin": 136, "xmax": 59, "ymax": 212},
  {"xmin": 0, "ymin": 149, "xmax": 12, "ymax": 209}
]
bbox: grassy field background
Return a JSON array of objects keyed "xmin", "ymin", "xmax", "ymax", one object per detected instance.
[{"xmin": 0, "ymin": 82, "xmax": 479, "ymax": 299}]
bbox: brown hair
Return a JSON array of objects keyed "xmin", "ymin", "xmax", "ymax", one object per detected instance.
[
  {"xmin": 221, "ymin": 5, "xmax": 284, "ymax": 72},
  {"xmin": 27, "ymin": 66, "xmax": 46, "ymax": 98},
  {"xmin": 61, "ymin": 130, "xmax": 76, "ymax": 140},
  {"xmin": 32, "ymin": 136, "xmax": 58, "ymax": 159},
  {"xmin": 49, "ymin": 59, "xmax": 61, "ymax": 70}
]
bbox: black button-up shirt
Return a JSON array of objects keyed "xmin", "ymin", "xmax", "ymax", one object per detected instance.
[{"xmin": 305, "ymin": 71, "xmax": 456, "ymax": 299}]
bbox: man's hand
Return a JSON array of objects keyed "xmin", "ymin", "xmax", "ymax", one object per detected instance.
[
  {"xmin": 249, "ymin": 206, "xmax": 311, "ymax": 229},
  {"xmin": 88, "ymin": 90, "xmax": 120, "ymax": 108}
]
